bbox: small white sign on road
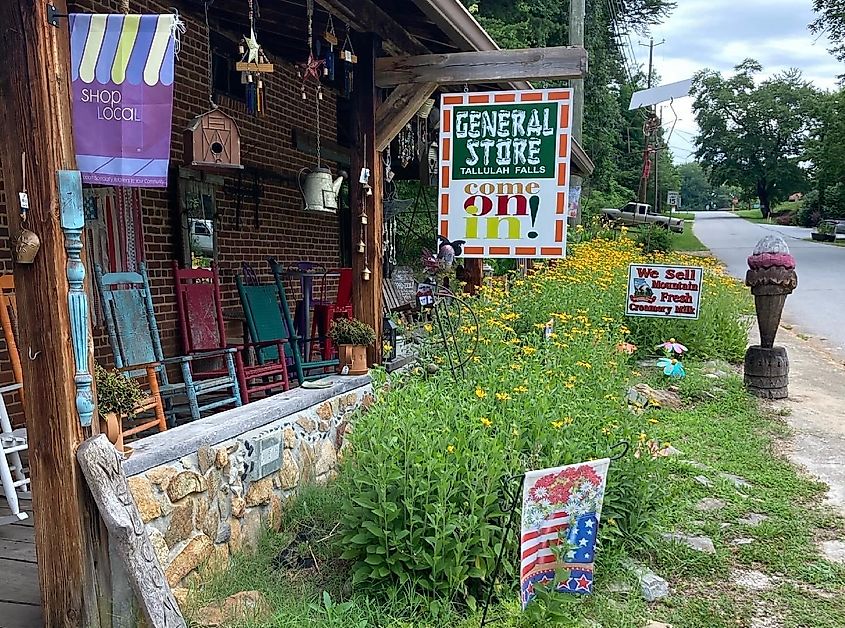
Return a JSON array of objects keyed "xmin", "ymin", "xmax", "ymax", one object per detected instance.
[
  {"xmin": 667, "ymin": 190, "xmax": 681, "ymax": 208},
  {"xmin": 626, "ymin": 264, "xmax": 703, "ymax": 319}
]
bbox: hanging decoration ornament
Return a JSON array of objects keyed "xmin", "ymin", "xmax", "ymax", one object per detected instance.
[
  {"xmin": 398, "ymin": 122, "xmax": 415, "ymax": 168},
  {"xmin": 299, "ymin": 0, "xmax": 325, "ymax": 101},
  {"xmin": 319, "ymin": 13, "xmax": 337, "ymax": 81},
  {"xmin": 340, "ymin": 25, "xmax": 357, "ymax": 97},
  {"xmin": 236, "ymin": 0, "xmax": 274, "ymax": 115},
  {"xmin": 14, "ymin": 153, "xmax": 40, "ymax": 265}
]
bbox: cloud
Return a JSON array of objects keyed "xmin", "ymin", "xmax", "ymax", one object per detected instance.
[{"xmin": 634, "ymin": 0, "xmax": 843, "ymax": 162}]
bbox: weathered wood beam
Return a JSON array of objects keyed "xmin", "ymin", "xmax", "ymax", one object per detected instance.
[
  {"xmin": 315, "ymin": 0, "xmax": 428, "ymax": 56},
  {"xmin": 350, "ymin": 34, "xmax": 384, "ymax": 365},
  {"xmin": 0, "ymin": 1, "xmax": 105, "ymax": 625},
  {"xmin": 375, "ymin": 82, "xmax": 438, "ymax": 153},
  {"xmin": 78, "ymin": 436, "xmax": 186, "ymax": 628},
  {"xmin": 375, "ymin": 46, "xmax": 588, "ymax": 88}
]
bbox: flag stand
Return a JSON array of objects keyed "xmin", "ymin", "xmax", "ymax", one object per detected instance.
[
  {"xmin": 478, "ymin": 441, "xmax": 630, "ymax": 626},
  {"xmin": 479, "ymin": 474, "xmax": 524, "ymax": 627}
]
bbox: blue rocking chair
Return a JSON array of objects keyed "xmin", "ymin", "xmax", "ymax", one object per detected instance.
[{"xmin": 95, "ymin": 262, "xmax": 242, "ymax": 423}]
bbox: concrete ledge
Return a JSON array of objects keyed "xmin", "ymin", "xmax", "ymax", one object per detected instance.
[{"xmin": 124, "ymin": 374, "xmax": 371, "ymax": 476}]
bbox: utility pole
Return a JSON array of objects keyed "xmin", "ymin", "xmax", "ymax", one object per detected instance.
[
  {"xmin": 568, "ymin": 0, "xmax": 585, "ymax": 226},
  {"xmin": 638, "ymin": 38, "xmax": 665, "ymax": 204},
  {"xmin": 570, "ymin": 0, "xmax": 585, "ymax": 143}
]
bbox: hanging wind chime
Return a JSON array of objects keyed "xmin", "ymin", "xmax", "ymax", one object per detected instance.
[
  {"xmin": 317, "ymin": 14, "xmax": 337, "ymax": 82},
  {"xmin": 236, "ymin": 0, "xmax": 274, "ymax": 115},
  {"xmin": 299, "ymin": 0, "xmax": 326, "ymax": 101},
  {"xmin": 340, "ymin": 24, "xmax": 357, "ymax": 98}
]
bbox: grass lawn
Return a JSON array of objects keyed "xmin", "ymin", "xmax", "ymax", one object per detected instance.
[
  {"xmin": 670, "ymin": 212, "xmax": 696, "ymax": 221},
  {"xmin": 186, "ymin": 368, "xmax": 845, "ymax": 628},
  {"xmin": 734, "ymin": 209, "xmax": 771, "ymax": 224},
  {"xmin": 671, "ymin": 221, "xmax": 706, "ymax": 251}
]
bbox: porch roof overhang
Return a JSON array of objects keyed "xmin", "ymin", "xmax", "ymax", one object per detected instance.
[{"xmin": 389, "ymin": 0, "xmax": 595, "ymax": 177}]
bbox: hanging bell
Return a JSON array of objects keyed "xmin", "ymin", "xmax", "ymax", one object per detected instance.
[
  {"xmin": 357, "ymin": 239, "xmax": 366, "ymax": 254},
  {"xmin": 362, "ymin": 266, "xmax": 371, "ymax": 281},
  {"xmin": 14, "ymin": 227, "xmax": 41, "ymax": 264},
  {"xmin": 360, "ymin": 212, "xmax": 368, "ymax": 225}
]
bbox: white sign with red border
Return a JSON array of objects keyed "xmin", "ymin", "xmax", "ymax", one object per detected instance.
[
  {"xmin": 438, "ymin": 89, "xmax": 573, "ymax": 259},
  {"xmin": 626, "ymin": 264, "xmax": 703, "ymax": 319}
]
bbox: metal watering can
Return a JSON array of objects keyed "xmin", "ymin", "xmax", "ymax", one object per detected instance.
[{"xmin": 299, "ymin": 167, "xmax": 345, "ymax": 212}]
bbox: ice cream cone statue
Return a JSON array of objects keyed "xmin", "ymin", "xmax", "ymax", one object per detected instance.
[{"xmin": 744, "ymin": 235, "xmax": 797, "ymax": 399}]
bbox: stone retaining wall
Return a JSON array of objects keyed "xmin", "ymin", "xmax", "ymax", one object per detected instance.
[{"xmin": 117, "ymin": 376, "xmax": 371, "ymax": 608}]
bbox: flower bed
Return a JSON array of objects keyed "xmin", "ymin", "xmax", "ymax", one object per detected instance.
[{"xmin": 337, "ymin": 236, "xmax": 753, "ymax": 605}]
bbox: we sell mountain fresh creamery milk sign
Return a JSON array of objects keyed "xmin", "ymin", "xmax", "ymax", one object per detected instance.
[{"xmin": 438, "ymin": 89, "xmax": 573, "ymax": 258}]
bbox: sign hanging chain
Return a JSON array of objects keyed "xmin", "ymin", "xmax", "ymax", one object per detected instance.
[{"xmin": 204, "ymin": 1, "xmax": 216, "ymax": 108}]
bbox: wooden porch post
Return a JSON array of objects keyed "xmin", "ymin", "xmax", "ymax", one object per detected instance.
[
  {"xmin": 350, "ymin": 33, "xmax": 384, "ymax": 365},
  {"xmin": 0, "ymin": 2, "xmax": 104, "ymax": 626}
]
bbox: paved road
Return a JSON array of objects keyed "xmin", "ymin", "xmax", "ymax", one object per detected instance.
[{"xmin": 694, "ymin": 211, "xmax": 845, "ymax": 357}]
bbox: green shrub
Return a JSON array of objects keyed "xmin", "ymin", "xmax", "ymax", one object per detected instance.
[
  {"xmin": 338, "ymin": 237, "xmax": 751, "ymax": 607},
  {"xmin": 797, "ymin": 189, "xmax": 821, "ymax": 226},
  {"xmin": 329, "ymin": 318, "xmax": 377, "ymax": 346},
  {"xmin": 635, "ymin": 225, "xmax": 672, "ymax": 254},
  {"xmin": 95, "ymin": 364, "xmax": 143, "ymax": 417}
]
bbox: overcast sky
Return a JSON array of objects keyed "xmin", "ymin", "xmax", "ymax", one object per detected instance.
[{"xmin": 641, "ymin": 0, "xmax": 843, "ymax": 163}]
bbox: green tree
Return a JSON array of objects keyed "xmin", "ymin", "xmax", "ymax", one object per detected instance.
[
  {"xmin": 692, "ymin": 60, "xmax": 817, "ymax": 218},
  {"xmin": 678, "ymin": 162, "xmax": 711, "ymax": 210},
  {"xmin": 811, "ymin": 0, "xmax": 845, "ymax": 63}
]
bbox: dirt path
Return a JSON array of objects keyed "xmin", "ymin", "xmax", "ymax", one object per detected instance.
[{"xmin": 758, "ymin": 325, "xmax": 845, "ymax": 514}]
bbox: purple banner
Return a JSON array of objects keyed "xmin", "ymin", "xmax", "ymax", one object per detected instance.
[{"xmin": 69, "ymin": 14, "xmax": 176, "ymax": 187}]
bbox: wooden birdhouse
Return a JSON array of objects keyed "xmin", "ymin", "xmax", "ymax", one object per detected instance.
[{"xmin": 184, "ymin": 109, "xmax": 243, "ymax": 170}]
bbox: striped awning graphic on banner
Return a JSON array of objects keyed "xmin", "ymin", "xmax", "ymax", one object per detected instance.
[
  {"xmin": 69, "ymin": 14, "xmax": 177, "ymax": 187},
  {"xmin": 70, "ymin": 14, "xmax": 176, "ymax": 87}
]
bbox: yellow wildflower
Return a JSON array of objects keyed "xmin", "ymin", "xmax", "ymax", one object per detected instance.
[
  {"xmin": 495, "ymin": 392, "xmax": 512, "ymax": 402},
  {"xmin": 475, "ymin": 388, "xmax": 487, "ymax": 399},
  {"xmin": 480, "ymin": 417, "xmax": 493, "ymax": 428},
  {"xmin": 522, "ymin": 346, "xmax": 537, "ymax": 355},
  {"xmin": 551, "ymin": 420, "xmax": 565, "ymax": 429},
  {"xmin": 447, "ymin": 445, "xmax": 455, "ymax": 454}
]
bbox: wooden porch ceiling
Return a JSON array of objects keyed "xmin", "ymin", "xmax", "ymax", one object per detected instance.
[{"xmin": 179, "ymin": 0, "xmax": 456, "ymax": 62}]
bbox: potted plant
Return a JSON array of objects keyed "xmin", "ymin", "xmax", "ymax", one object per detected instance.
[
  {"xmin": 812, "ymin": 220, "xmax": 836, "ymax": 242},
  {"xmin": 329, "ymin": 318, "xmax": 376, "ymax": 376},
  {"xmin": 95, "ymin": 364, "xmax": 143, "ymax": 454}
]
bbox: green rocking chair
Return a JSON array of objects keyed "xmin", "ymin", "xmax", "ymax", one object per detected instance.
[{"xmin": 236, "ymin": 260, "xmax": 337, "ymax": 385}]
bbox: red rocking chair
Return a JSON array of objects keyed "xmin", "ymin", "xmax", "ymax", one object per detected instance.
[
  {"xmin": 172, "ymin": 262, "xmax": 290, "ymax": 404},
  {"xmin": 312, "ymin": 268, "xmax": 353, "ymax": 360}
]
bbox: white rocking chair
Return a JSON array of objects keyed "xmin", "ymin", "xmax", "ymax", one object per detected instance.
[{"xmin": 0, "ymin": 383, "xmax": 29, "ymax": 525}]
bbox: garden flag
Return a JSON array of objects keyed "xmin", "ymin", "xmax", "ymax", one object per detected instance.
[
  {"xmin": 520, "ymin": 458, "xmax": 610, "ymax": 608},
  {"xmin": 69, "ymin": 14, "xmax": 180, "ymax": 187}
]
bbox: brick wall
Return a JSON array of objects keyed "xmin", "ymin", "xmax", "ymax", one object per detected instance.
[{"xmin": 0, "ymin": 0, "xmax": 345, "ymax": 424}]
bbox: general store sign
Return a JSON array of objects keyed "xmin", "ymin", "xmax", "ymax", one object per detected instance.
[
  {"xmin": 438, "ymin": 89, "xmax": 573, "ymax": 258},
  {"xmin": 626, "ymin": 264, "xmax": 703, "ymax": 319}
]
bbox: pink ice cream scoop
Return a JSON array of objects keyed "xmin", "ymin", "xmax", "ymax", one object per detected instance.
[{"xmin": 745, "ymin": 235, "xmax": 797, "ymax": 348}]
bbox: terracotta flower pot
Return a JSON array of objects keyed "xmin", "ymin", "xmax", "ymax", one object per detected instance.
[{"xmin": 338, "ymin": 344, "xmax": 368, "ymax": 375}]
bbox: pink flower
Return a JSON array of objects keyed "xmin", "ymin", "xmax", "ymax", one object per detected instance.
[{"xmin": 656, "ymin": 338, "xmax": 687, "ymax": 355}]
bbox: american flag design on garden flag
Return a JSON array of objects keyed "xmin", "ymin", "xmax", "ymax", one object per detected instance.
[{"xmin": 520, "ymin": 458, "xmax": 610, "ymax": 608}]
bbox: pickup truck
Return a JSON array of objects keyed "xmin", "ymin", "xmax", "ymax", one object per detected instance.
[{"xmin": 601, "ymin": 202, "xmax": 685, "ymax": 233}]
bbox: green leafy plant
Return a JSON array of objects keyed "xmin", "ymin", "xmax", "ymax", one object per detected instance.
[
  {"xmin": 95, "ymin": 364, "xmax": 143, "ymax": 418},
  {"xmin": 635, "ymin": 224, "xmax": 673, "ymax": 254},
  {"xmin": 329, "ymin": 318, "xmax": 377, "ymax": 347}
]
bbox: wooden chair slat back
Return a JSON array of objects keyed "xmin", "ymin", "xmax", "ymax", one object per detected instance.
[
  {"xmin": 0, "ymin": 275, "xmax": 22, "ymax": 387},
  {"xmin": 172, "ymin": 263, "xmax": 225, "ymax": 353}
]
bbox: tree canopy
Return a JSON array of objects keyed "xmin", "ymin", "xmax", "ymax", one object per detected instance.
[
  {"xmin": 692, "ymin": 60, "xmax": 817, "ymax": 218},
  {"xmin": 811, "ymin": 0, "xmax": 845, "ymax": 63},
  {"xmin": 460, "ymin": 0, "xmax": 679, "ymax": 213}
]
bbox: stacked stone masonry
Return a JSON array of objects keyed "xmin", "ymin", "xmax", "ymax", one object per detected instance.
[{"xmin": 125, "ymin": 386, "xmax": 371, "ymax": 590}]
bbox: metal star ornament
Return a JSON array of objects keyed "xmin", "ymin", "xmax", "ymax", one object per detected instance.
[
  {"xmin": 299, "ymin": 51, "xmax": 325, "ymax": 83},
  {"xmin": 243, "ymin": 27, "xmax": 261, "ymax": 64}
]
